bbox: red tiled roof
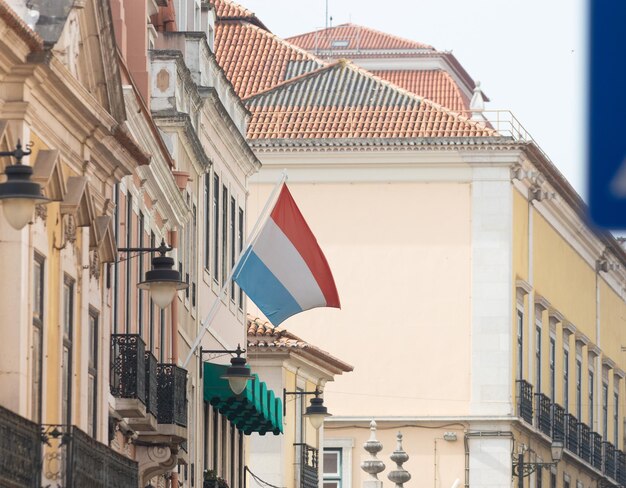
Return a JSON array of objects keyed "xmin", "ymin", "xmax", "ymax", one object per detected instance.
[
  {"xmin": 286, "ymin": 23, "xmax": 433, "ymax": 52},
  {"xmin": 247, "ymin": 316, "xmax": 353, "ymax": 374},
  {"xmin": 214, "ymin": 20, "xmax": 324, "ymax": 99},
  {"xmin": 245, "ymin": 61, "xmax": 494, "ymax": 140},
  {"xmin": 210, "ymin": 0, "xmax": 267, "ymax": 29},
  {"xmin": 371, "ymin": 70, "xmax": 469, "ymax": 112}
]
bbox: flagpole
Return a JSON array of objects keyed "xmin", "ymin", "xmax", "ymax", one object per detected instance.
[{"xmin": 182, "ymin": 170, "xmax": 288, "ymax": 368}]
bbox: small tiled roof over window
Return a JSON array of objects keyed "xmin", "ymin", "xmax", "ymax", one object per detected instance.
[
  {"xmin": 247, "ymin": 316, "xmax": 353, "ymax": 374},
  {"xmin": 245, "ymin": 61, "xmax": 494, "ymax": 140},
  {"xmin": 286, "ymin": 23, "xmax": 434, "ymax": 52},
  {"xmin": 214, "ymin": 20, "xmax": 324, "ymax": 99},
  {"xmin": 371, "ymin": 70, "xmax": 469, "ymax": 113}
]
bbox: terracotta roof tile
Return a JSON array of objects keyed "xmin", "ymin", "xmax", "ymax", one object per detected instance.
[
  {"xmin": 371, "ymin": 70, "xmax": 469, "ymax": 112},
  {"xmin": 286, "ymin": 23, "xmax": 433, "ymax": 52},
  {"xmin": 247, "ymin": 316, "xmax": 353, "ymax": 373},
  {"xmin": 245, "ymin": 62, "xmax": 494, "ymax": 140},
  {"xmin": 210, "ymin": 0, "xmax": 267, "ymax": 29},
  {"xmin": 214, "ymin": 20, "xmax": 324, "ymax": 99}
]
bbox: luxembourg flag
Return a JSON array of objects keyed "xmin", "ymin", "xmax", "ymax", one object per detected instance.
[{"xmin": 233, "ymin": 184, "xmax": 340, "ymax": 325}]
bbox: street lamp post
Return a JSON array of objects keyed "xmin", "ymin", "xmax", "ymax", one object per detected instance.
[{"xmin": 283, "ymin": 388, "xmax": 331, "ymax": 430}]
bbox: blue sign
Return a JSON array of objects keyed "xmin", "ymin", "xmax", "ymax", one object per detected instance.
[{"xmin": 588, "ymin": 0, "xmax": 626, "ymax": 229}]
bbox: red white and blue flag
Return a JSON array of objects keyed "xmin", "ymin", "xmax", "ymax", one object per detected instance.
[{"xmin": 233, "ymin": 184, "xmax": 340, "ymax": 325}]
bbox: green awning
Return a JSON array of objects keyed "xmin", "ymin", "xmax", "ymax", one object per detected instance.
[{"xmin": 203, "ymin": 362, "xmax": 283, "ymax": 435}]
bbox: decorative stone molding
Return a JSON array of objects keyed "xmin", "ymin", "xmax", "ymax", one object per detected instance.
[
  {"xmin": 136, "ymin": 445, "xmax": 177, "ymax": 486},
  {"xmin": 534, "ymin": 294, "xmax": 550, "ymax": 311},
  {"xmin": 35, "ymin": 203, "xmax": 47, "ymax": 223},
  {"xmin": 89, "ymin": 250, "xmax": 100, "ymax": 280},
  {"xmin": 388, "ymin": 432, "xmax": 411, "ymax": 488},
  {"xmin": 63, "ymin": 214, "xmax": 77, "ymax": 245}
]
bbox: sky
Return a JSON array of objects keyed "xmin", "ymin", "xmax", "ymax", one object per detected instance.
[{"xmin": 238, "ymin": 0, "xmax": 588, "ymax": 195}]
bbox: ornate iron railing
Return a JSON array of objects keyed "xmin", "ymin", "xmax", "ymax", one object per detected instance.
[
  {"xmin": 145, "ymin": 351, "xmax": 158, "ymax": 417},
  {"xmin": 516, "ymin": 380, "xmax": 533, "ymax": 424},
  {"xmin": 617, "ymin": 450, "xmax": 626, "ymax": 484},
  {"xmin": 579, "ymin": 423, "xmax": 591, "ymax": 463},
  {"xmin": 0, "ymin": 404, "xmax": 41, "ymax": 488},
  {"xmin": 535, "ymin": 393, "xmax": 551, "ymax": 436},
  {"xmin": 157, "ymin": 363, "xmax": 188, "ymax": 427},
  {"xmin": 603, "ymin": 442, "xmax": 616, "ymax": 479},
  {"xmin": 591, "ymin": 432, "xmax": 602, "ymax": 470},
  {"xmin": 294, "ymin": 443, "xmax": 318, "ymax": 488},
  {"xmin": 110, "ymin": 334, "xmax": 146, "ymax": 404},
  {"xmin": 565, "ymin": 413, "xmax": 579, "ymax": 454},
  {"xmin": 41, "ymin": 424, "xmax": 138, "ymax": 487},
  {"xmin": 552, "ymin": 403, "xmax": 565, "ymax": 442}
]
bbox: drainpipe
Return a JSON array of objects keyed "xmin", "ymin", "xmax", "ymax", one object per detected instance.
[{"xmin": 464, "ymin": 431, "xmax": 514, "ymax": 488}]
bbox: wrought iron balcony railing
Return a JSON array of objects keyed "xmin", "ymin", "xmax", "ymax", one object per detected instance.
[
  {"xmin": 295, "ymin": 443, "xmax": 318, "ymax": 488},
  {"xmin": 145, "ymin": 351, "xmax": 158, "ymax": 417},
  {"xmin": 579, "ymin": 422, "xmax": 591, "ymax": 463},
  {"xmin": 618, "ymin": 450, "xmax": 626, "ymax": 484},
  {"xmin": 0, "ymin": 404, "xmax": 41, "ymax": 488},
  {"xmin": 157, "ymin": 363, "xmax": 188, "ymax": 427},
  {"xmin": 551, "ymin": 403, "xmax": 565, "ymax": 442},
  {"xmin": 41, "ymin": 424, "xmax": 138, "ymax": 487},
  {"xmin": 110, "ymin": 334, "xmax": 147, "ymax": 404},
  {"xmin": 603, "ymin": 441, "xmax": 616, "ymax": 479},
  {"xmin": 535, "ymin": 393, "xmax": 551, "ymax": 436},
  {"xmin": 591, "ymin": 432, "xmax": 603, "ymax": 470},
  {"xmin": 516, "ymin": 379, "xmax": 533, "ymax": 424},
  {"xmin": 565, "ymin": 413, "xmax": 579, "ymax": 455}
]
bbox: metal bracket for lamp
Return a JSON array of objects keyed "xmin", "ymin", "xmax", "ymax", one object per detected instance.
[
  {"xmin": 283, "ymin": 388, "xmax": 331, "ymax": 430},
  {"xmin": 118, "ymin": 239, "xmax": 188, "ymax": 309},
  {"xmin": 511, "ymin": 440, "xmax": 563, "ymax": 479},
  {"xmin": 200, "ymin": 344, "xmax": 254, "ymax": 395}
]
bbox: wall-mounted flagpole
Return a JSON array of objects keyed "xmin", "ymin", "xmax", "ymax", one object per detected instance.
[{"xmin": 182, "ymin": 170, "xmax": 288, "ymax": 368}]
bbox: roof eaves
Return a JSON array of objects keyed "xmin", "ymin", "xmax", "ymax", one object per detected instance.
[{"xmin": 0, "ymin": 0, "xmax": 43, "ymax": 53}]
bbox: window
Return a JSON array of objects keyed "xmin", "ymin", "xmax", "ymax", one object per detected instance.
[
  {"xmin": 213, "ymin": 175, "xmax": 219, "ymax": 280},
  {"xmin": 222, "ymin": 185, "xmax": 228, "ymax": 284},
  {"xmin": 32, "ymin": 253, "xmax": 45, "ymax": 423},
  {"xmin": 88, "ymin": 309, "xmax": 99, "ymax": 437},
  {"xmin": 603, "ymin": 382, "xmax": 608, "ymax": 440},
  {"xmin": 549, "ymin": 337, "xmax": 556, "ymax": 401},
  {"xmin": 517, "ymin": 309, "xmax": 524, "ymax": 380},
  {"xmin": 550, "ymin": 471, "xmax": 556, "ymax": 488},
  {"xmin": 323, "ymin": 449, "xmax": 342, "ymax": 488},
  {"xmin": 576, "ymin": 358, "xmax": 582, "ymax": 419},
  {"xmin": 204, "ymin": 173, "xmax": 211, "ymax": 270},
  {"xmin": 563, "ymin": 348, "xmax": 569, "ymax": 412},
  {"xmin": 563, "ymin": 477, "xmax": 570, "ymax": 488},
  {"xmin": 149, "ymin": 231, "xmax": 155, "ymax": 351},
  {"xmin": 614, "ymin": 390, "xmax": 619, "ymax": 445},
  {"xmin": 238, "ymin": 207, "xmax": 244, "ymax": 310},
  {"xmin": 62, "ymin": 276, "xmax": 74, "ymax": 425},
  {"xmin": 535, "ymin": 325, "xmax": 541, "ymax": 392},
  {"xmin": 159, "ymin": 309, "xmax": 166, "ymax": 362},
  {"xmin": 125, "ymin": 192, "xmax": 133, "ymax": 333},
  {"xmin": 230, "ymin": 196, "xmax": 235, "ymax": 301},
  {"xmin": 589, "ymin": 368, "xmax": 595, "ymax": 427},
  {"xmin": 113, "ymin": 184, "xmax": 120, "ymax": 334},
  {"xmin": 192, "ymin": 203, "xmax": 197, "ymax": 308},
  {"xmin": 138, "ymin": 211, "xmax": 145, "ymax": 337}
]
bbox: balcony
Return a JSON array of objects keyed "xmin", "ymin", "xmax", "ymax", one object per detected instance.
[
  {"xmin": 516, "ymin": 379, "xmax": 533, "ymax": 424},
  {"xmin": 295, "ymin": 443, "xmax": 318, "ymax": 488},
  {"xmin": 534, "ymin": 393, "xmax": 551, "ymax": 436},
  {"xmin": 591, "ymin": 432, "xmax": 603, "ymax": 470},
  {"xmin": 603, "ymin": 442, "xmax": 616, "ymax": 480},
  {"xmin": 155, "ymin": 363, "xmax": 188, "ymax": 442},
  {"xmin": 565, "ymin": 413, "xmax": 579, "ymax": 455},
  {"xmin": 41, "ymin": 424, "xmax": 138, "ymax": 486},
  {"xmin": 110, "ymin": 334, "xmax": 147, "ymax": 417},
  {"xmin": 579, "ymin": 422, "xmax": 591, "ymax": 463},
  {"xmin": 552, "ymin": 403, "xmax": 565, "ymax": 442},
  {"xmin": 0, "ymin": 405, "xmax": 41, "ymax": 487},
  {"xmin": 126, "ymin": 351, "xmax": 159, "ymax": 432},
  {"xmin": 618, "ymin": 451, "xmax": 626, "ymax": 485}
]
